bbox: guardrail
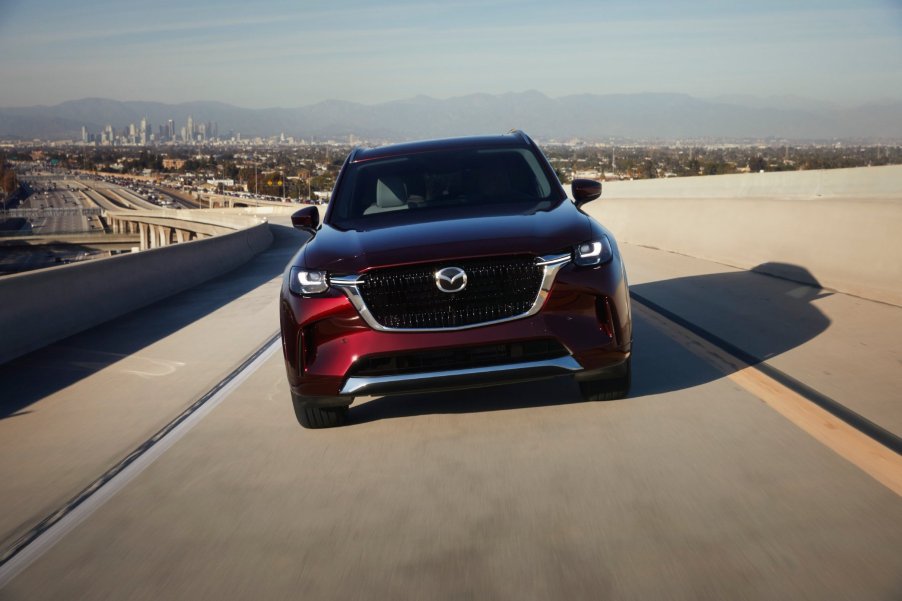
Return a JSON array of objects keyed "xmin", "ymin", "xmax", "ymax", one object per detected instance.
[
  {"xmin": 0, "ymin": 208, "xmax": 283, "ymax": 364},
  {"xmin": 105, "ymin": 208, "xmax": 270, "ymax": 250},
  {"xmin": 198, "ymin": 192, "xmax": 308, "ymax": 209},
  {"xmin": 2, "ymin": 207, "xmax": 104, "ymax": 217}
]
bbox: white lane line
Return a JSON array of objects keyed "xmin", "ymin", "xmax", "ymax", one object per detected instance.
[{"xmin": 0, "ymin": 336, "xmax": 281, "ymax": 589}]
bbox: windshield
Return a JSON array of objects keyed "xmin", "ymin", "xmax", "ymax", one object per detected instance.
[{"xmin": 328, "ymin": 147, "xmax": 564, "ymax": 228}]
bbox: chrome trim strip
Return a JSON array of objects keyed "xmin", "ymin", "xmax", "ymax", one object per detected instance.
[
  {"xmin": 340, "ymin": 356, "xmax": 582, "ymax": 395},
  {"xmin": 333, "ymin": 254, "xmax": 572, "ymax": 333},
  {"xmin": 536, "ymin": 253, "xmax": 571, "ymax": 266},
  {"xmin": 330, "ymin": 275, "xmax": 364, "ymax": 286}
]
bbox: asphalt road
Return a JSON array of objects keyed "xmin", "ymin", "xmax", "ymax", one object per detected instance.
[
  {"xmin": 0, "ymin": 181, "xmax": 103, "ymax": 274},
  {"xmin": 20, "ymin": 187, "xmax": 90, "ymax": 235},
  {"xmin": 0, "ymin": 231, "xmax": 900, "ymax": 600}
]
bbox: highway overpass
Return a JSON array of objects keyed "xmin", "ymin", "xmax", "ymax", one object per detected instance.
[
  {"xmin": 2, "ymin": 175, "xmax": 200, "ymax": 274},
  {"xmin": 199, "ymin": 190, "xmax": 307, "ymax": 209},
  {"xmin": 0, "ymin": 166, "xmax": 899, "ymax": 600},
  {"xmin": 0, "ymin": 232, "xmax": 138, "ymax": 250}
]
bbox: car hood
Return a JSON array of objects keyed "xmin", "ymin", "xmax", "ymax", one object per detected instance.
[{"xmin": 304, "ymin": 201, "xmax": 591, "ymax": 274}]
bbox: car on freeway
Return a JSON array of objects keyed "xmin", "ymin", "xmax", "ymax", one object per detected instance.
[{"xmin": 280, "ymin": 131, "xmax": 632, "ymax": 428}]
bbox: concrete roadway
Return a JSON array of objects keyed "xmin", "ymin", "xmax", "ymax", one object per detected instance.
[
  {"xmin": 19, "ymin": 186, "xmax": 90, "ymax": 235},
  {"xmin": 80, "ymin": 181, "xmax": 157, "ymax": 211},
  {"xmin": 0, "ymin": 229, "xmax": 900, "ymax": 599},
  {"xmin": 0, "ymin": 184, "xmax": 101, "ymax": 273},
  {"xmin": 0, "ymin": 180, "xmax": 115, "ymax": 273},
  {"xmin": 97, "ymin": 183, "xmax": 160, "ymax": 211}
]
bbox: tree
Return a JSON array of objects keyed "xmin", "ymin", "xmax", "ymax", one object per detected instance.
[
  {"xmin": 749, "ymin": 156, "xmax": 767, "ymax": 172},
  {"xmin": 640, "ymin": 159, "xmax": 657, "ymax": 179},
  {"xmin": 2, "ymin": 170, "xmax": 17, "ymax": 196}
]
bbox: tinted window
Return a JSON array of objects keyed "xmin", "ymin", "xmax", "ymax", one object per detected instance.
[{"xmin": 330, "ymin": 147, "xmax": 562, "ymax": 226}]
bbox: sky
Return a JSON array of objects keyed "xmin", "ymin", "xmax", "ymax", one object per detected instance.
[{"xmin": 0, "ymin": 0, "xmax": 900, "ymax": 109}]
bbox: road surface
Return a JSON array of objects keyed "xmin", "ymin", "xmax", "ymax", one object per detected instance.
[{"xmin": 0, "ymin": 225, "xmax": 899, "ymax": 600}]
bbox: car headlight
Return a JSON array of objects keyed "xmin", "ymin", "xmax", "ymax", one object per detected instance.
[
  {"xmin": 573, "ymin": 235, "xmax": 613, "ymax": 266},
  {"xmin": 289, "ymin": 267, "xmax": 329, "ymax": 295}
]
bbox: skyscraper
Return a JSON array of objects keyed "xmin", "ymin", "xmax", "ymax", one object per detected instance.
[{"xmin": 186, "ymin": 115, "xmax": 194, "ymax": 141}]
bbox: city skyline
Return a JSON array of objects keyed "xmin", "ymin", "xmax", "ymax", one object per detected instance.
[
  {"xmin": 0, "ymin": 0, "xmax": 900, "ymax": 109},
  {"xmin": 80, "ymin": 114, "xmax": 222, "ymax": 145},
  {"xmin": 4, "ymin": 91, "xmax": 902, "ymax": 143}
]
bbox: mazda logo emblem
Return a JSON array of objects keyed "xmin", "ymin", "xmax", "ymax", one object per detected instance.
[{"xmin": 435, "ymin": 266, "xmax": 467, "ymax": 293}]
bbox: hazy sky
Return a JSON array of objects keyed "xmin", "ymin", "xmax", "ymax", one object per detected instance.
[{"xmin": 1, "ymin": 0, "xmax": 900, "ymax": 108}]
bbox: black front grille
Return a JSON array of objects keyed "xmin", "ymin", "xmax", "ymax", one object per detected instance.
[{"xmin": 359, "ymin": 255, "xmax": 544, "ymax": 329}]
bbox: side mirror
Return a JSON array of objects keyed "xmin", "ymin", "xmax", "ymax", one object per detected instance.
[
  {"xmin": 571, "ymin": 179, "xmax": 602, "ymax": 208},
  {"xmin": 291, "ymin": 206, "xmax": 320, "ymax": 232}
]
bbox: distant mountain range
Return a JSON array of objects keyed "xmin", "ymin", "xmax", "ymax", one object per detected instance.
[{"xmin": 1, "ymin": 91, "xmax": 901, "ymax": 142}]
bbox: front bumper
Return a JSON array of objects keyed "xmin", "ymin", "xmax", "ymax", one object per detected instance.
[{"xmin": 280, "ymin": 260, "xmax": 631, "ymax": 399}]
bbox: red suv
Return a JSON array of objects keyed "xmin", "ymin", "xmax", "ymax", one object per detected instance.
[{"xmin": 280, "ymin": 131, "xmax": 631, "ymax": 428}]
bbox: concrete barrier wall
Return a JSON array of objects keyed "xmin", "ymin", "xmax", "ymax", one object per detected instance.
[
  {"xmin": 199, "ymin": 192, "xmax": 301, "ymax": 209},
  {"xmin": 601, "ymin": 164, "xmax": 902, "ymax": 200},
  {"xmin": 107, "ymin": 208, "xmax": 272, "ymax": 230},
  {"xmin": 0, "ymin": 218, "xmax": 273, "ymax": 364},
  {"xmin": 585, "ymin": 165, "xmax": 902, "ymax": 306}
]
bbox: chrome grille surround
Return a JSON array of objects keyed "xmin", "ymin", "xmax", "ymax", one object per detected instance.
[{"xmin": 330, "ymin": 253, "xmax": 570, "ymax": 332}]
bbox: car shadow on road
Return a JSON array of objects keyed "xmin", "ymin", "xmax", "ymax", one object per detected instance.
[
  {"xmin": 349, "ymin": 263, "xmax": 831, "ymax": 425},
  {"xmin": 0, "ymin": 224, "xmax": 306, "ymax": 420}
]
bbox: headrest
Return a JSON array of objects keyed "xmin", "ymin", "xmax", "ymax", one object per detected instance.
[{"xmin": 376, "ymin": 177, "xmax": 407, "ymax": 208}]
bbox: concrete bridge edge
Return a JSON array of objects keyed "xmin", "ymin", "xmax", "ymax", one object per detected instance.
[{"xmin": 0, "ymin": 222, "xmax": 274, "ymax": 365}]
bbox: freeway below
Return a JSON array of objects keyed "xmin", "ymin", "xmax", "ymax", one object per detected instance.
[
  {"xmin": 0, "ymin": 173, "xmax": 190, "ymax": 274},
  {"xmin": 12, "ymin": 183, "xmax": 96, "ymax": 235},
  {"xmin": 0, "ymin": 218, "xmax": 899, "ymax": 599},
  {"xmin": 0, "ymin": 180, "xmax": 113, "ymax": 274}
]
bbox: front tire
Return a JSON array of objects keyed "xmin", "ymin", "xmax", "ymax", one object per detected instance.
[
  {"xmin": 578, "ymin": 358, "xmax": 631, "ymax": 401},
  {"xmin": 292, "ymin": 393, "xmax": 350, "ymax": 428}
]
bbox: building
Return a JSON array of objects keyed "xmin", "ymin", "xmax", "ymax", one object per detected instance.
[{"xmin": 163, "ymin": 158, "xmax": 186, "ymax": 170}]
